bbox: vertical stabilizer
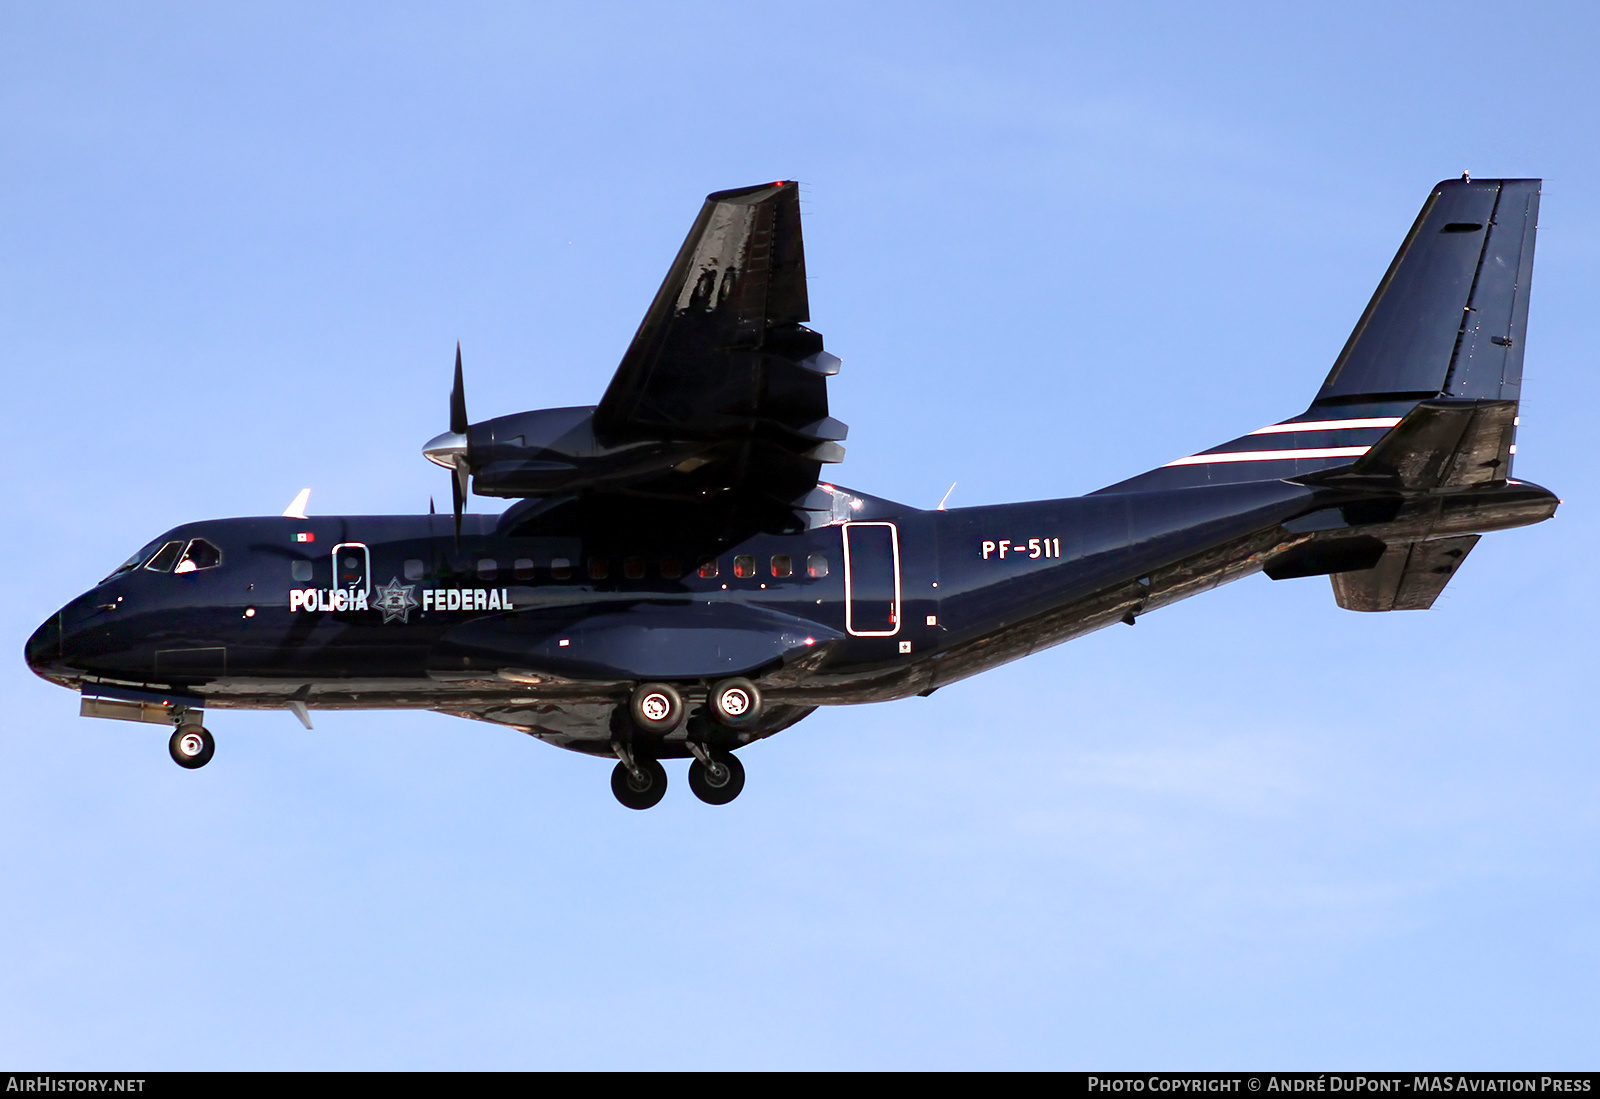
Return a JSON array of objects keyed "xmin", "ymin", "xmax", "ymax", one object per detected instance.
[
  {"xmin": 1315, "ymin": 178, "xmax": 1539, "ymax": 406},
  {"xmin": 1098, "ymin": 178, "xmax": 1540, "ymax": 495}
]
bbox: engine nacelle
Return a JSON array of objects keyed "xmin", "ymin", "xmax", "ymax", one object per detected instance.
[{"xmin": 426, "ymin": 405, "xmax": 712, "ymax": 498}]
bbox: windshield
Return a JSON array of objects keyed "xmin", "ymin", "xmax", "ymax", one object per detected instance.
[
  {"xmin": 173, "ymin": 538, "xmax": 222, "ymax": 574},
  {"xmin": 100, "ymin": 539, "xmax": 164, "ymax": 584}
]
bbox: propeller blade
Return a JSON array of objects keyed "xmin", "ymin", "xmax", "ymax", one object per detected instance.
[
  {"xmin": 451, "ymin": 455, "xmax": 468, "ymax": 542},
  {"xmin": 449, "ymin": 343, "xmax": 468, "ymax": 435}
]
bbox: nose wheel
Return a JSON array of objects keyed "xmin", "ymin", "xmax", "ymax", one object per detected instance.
[{"xmin": 169, "ymin": 726, "xmax": 214, "ymax": 769}]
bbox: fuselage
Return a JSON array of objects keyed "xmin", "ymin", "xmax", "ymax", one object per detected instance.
[{"xmin": 27, "ymin": 471, "xmax": 1558, "ymax": 758}]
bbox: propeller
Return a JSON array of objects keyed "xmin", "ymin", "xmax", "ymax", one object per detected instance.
[{"xmin": 422, "ymin": 342, "xmax": 472, "ymax": 542}]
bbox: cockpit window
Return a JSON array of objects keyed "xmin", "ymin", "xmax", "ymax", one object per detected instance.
[
  {"xmin": 173, "ymin": 538, "xmax": 222, "ymax": 574},
  {"xmin": 144, "ymin": 541, "xmax": 185, "ymax": 573},
  {"xmin": 102, "ymin": 544, "xmax": 156, "ymax": 582}
]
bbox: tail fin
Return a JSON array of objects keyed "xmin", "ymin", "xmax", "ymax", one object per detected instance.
[
  {"xmin": 1316, "ymin": 177, "xmax": 1539, "ymax": 407},
  {"xmin": 1099, "ymin": 177, "xmax": 1540, "ymax": 494}
]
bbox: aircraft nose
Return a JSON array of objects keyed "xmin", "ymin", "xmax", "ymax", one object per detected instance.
[{"xmin": 24, "ymin": 612, "xmax": 63, "ymax": 676}]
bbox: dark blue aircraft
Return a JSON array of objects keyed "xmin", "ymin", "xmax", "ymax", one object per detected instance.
[{"xmin": 26, "ymin": 177, "xmax": 1556, "ymax": 808}]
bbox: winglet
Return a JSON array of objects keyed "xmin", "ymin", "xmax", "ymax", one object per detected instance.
[{"xmin": 282, "ymin": 488, "xmax": 311, "ymax": 519}]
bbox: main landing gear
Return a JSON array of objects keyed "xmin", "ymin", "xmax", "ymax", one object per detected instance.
[
  {"xmin": 708, "ymin": 678, "xmax": 761, "ymax": 727},
  {"xmin": 607, "ymin": 679, "xmax": 761, "ymax": 809},
  {"xmin": 686, "ymin": 743, "xmax": 745, "ymax": 805},
  {"xmin": 627, "ymin": 682, "xmax": 685, "ymax": 733},
  {"xmin": 608, "ymin": 745, "xmax": 748, "ymax": 810},
  {"xmin": 168, "ymin": 725, "xmax": 215, "ymax": 769},
  {"xmin": 610, "ymin": 741, "xmax": 668, "ymax": 810}
]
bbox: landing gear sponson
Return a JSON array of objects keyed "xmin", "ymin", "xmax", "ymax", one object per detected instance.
[{"xmin": 607, "ymin": 680, "xmax": 760, "ymax": 809}]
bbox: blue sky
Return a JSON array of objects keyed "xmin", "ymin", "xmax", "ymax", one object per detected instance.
[{"xmin": 3, "ymin": 1, "xmax": 1597, "ymax": 1068}]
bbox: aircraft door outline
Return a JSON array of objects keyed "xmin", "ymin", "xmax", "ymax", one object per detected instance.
[
  {"xmin": 841, "ymin": 521, "xmax": 901, "ymax": 637},
  {"xmin": 332, "ymin": 542, "xmax": 370, "ymax": 597}
]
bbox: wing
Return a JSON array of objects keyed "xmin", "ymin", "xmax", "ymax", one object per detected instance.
[{"xmin": 592, "ymin": 182, "xmax": 847, "ymax": 511}]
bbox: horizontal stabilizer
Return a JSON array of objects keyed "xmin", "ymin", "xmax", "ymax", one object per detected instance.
[
  {"xmin": 1330, "ymin": 535, "xmax": 1480, "ymax": 611},
  {"xmin": 1264, "ymin": 535, "xmax": 1387, "ymax": 580},
  {"xmin": 1343, "ymin": 398, "xmax": 1517, "ymax": 488}
]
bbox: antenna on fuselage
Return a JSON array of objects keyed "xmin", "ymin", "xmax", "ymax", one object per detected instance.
[
  {"xmin": 283, "ymin": 487, "xmax": 311, "ymax": 519},
  {"xmin": 935, "ymin": 482, "xmax": 957, "ymax": 511}
]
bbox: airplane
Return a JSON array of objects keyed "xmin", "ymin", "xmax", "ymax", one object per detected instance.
[{"xmin": 26, "ymin": 176, "xmax": 1557, "ymax": 809}]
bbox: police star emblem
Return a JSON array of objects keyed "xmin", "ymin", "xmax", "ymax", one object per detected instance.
[{"xmin": 371, "ymin": 578, "xmax": 420, "ymax": 624}]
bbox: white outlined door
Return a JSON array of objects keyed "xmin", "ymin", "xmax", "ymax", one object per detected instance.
[
  {"xmin": 332, "ymin": 542, "xmax": 370, "ymax": 597},
  {"xmin": 842, "ymin": 522, "xmax": 901, "ymax": 637}
]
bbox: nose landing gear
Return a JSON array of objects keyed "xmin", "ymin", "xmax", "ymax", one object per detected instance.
[{"xmin": 168, "ymin": 726, "xmax": 215, "ymax": 769}]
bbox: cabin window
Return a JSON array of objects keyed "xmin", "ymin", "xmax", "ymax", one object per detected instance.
[
  {"xmin": 144, "ymin": 541, "xmax": 184, "ymax": 573},
  {"xmin": 404, "ymin": 559, "xmax": 425, "ymax": 581},
  {"xmin": 513, "ymin": 558, "xmax": 535, "ymax": 580},
  {"xmin": 807, "ymin": 554, "xmax": 830, "ymax": 578},
  {"xmin": 173, "ymin": 538, "xmax": 222, "ymax": 574},
  {"xmin": 291, "ymin": 560, "xmax": 314, "ymax": 582},
  {"xmin": 623, "ymin": 556, "xmax": 645, "ymax": 579},
  {"xmin": 659, "ymin": 557, "xmax": 683, "ymax": 579},
  {"xmin": 588, "ymin": 557, "xmax": 609, "ymax": 580},
  {"xmin": 697, "ymin": 558, "xmax": 719, "ymax": 579},
  {"xmin": 551, "ymin": 557, "xmax": 573, "ymax": 580},
  {"xmin": 771, "ymin": 554, "xmax": 793, "ymax": 578},
  {"xmin": 477, "ymin": 559, "xmax": 498, "ymax": 581},
  {"xmin": 733, "ymin": 555, "xmax": 755, "ymax": 579}
]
